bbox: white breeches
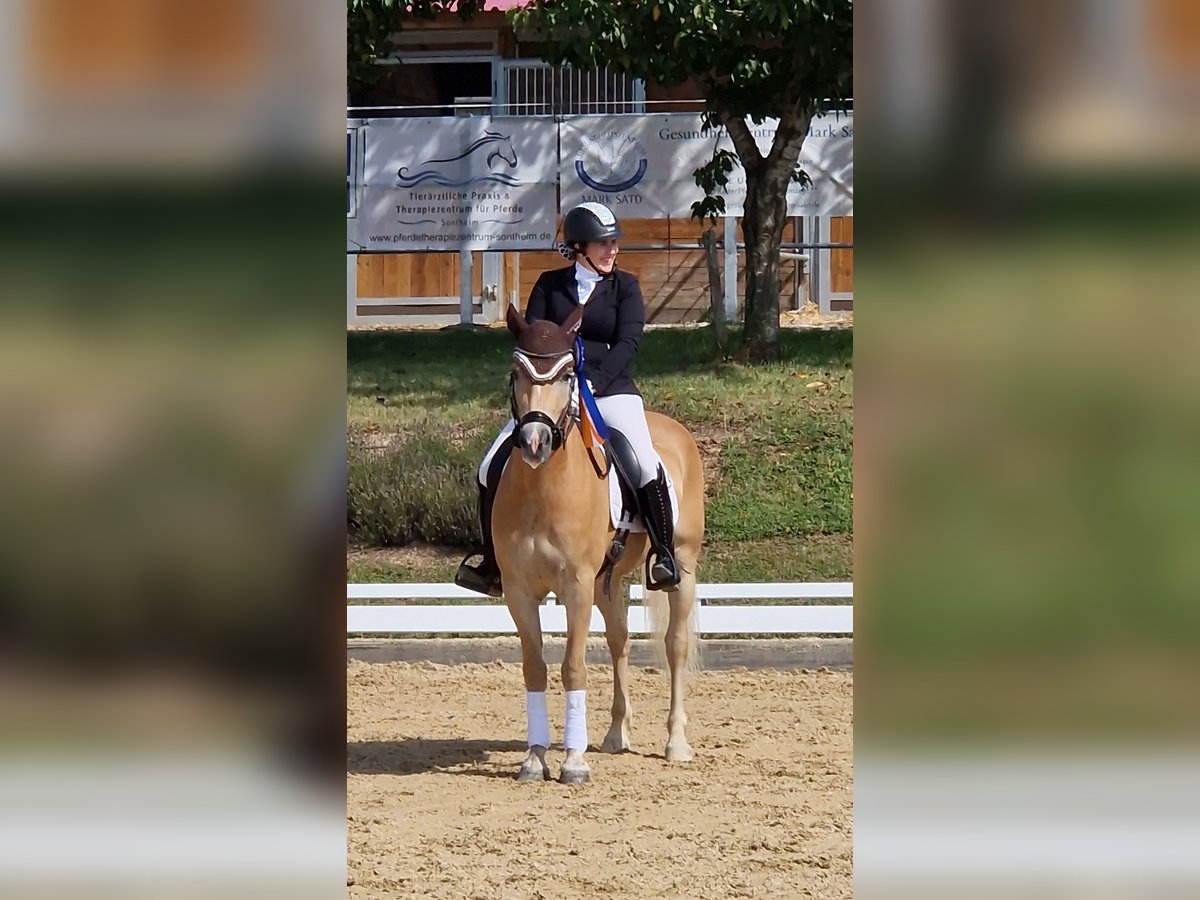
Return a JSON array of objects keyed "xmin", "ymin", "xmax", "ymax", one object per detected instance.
[{"xmin": 479, "ymin": 391, "xmax": 663, "ymax": 488}]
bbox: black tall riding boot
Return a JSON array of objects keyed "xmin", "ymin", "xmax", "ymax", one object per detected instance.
[
  {"xmin": 637, "ymin": 467, "xmax": 681, "ymax": 591},
  {"xmin": 454, "ymin": 482, "xmax": 503, "ymax": 597}
]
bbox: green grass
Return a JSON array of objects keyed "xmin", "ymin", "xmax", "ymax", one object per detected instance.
[{"xmin": 348, "ymin": 324, "xmax": 852, "ymax": 583}]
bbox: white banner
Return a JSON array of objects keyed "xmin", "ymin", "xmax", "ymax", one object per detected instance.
[
  {"xmin": 560, "ymin": 112, "xmax": 853, "ymax": 217},
  {"xmin": 347, "ymin": 117, "xmax": 558, "ymax": 252}
]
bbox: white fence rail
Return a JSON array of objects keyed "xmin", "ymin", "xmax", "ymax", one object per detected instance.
[{"xmin": 346, "ymin": 582, "xmax": 853, "ymax": 636}]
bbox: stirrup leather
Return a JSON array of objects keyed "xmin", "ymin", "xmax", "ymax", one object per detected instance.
[{"xmin": 455, "ymin": 479, "xmax": 504, "ymax": 597}]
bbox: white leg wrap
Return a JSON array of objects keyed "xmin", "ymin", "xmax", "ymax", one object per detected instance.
[
  {"xmin": 564, "ymin": 690, "xmax": 588, "ymax": 751},
  {"xmin": 526, "ymin": 691, "xmax": 550, "ymax": 749}
]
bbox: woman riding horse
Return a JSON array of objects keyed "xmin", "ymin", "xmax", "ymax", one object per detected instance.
[
  {"xmin": 455, "ymin": 202, "xmax": 680, "ymax": 597},
  {"xmin": 469, "ymin": 296, "xmax": 702, "ymax": 783}
]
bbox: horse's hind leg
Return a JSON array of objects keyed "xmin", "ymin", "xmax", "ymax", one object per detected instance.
[
  {"xmin": 664, "ymin": 568, "xmax": 697, "ymax": 762},
  {"xmin": 595, "ymin": 577, "xmax": 632, "ymax": 753},
  {"xmin": 505, "ymin": 591, "xmax": 551, "ymax": 782}
]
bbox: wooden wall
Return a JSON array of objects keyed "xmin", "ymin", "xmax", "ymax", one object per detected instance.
[
  {"xmin": 355, "ymin": 216, "xmax": 822, "ymax": 323},
  {"xmin": 829, "ymin": 216, "xmax": 854, "ymax": 312},
  {"xmin": 516, "ymin": 218, "xmax": 806, "ymax": 324},
  {"xmin": 355, "ymin": 250, "xmax": 516, "ymax": 321},
  {"xmin": 357, "ymin": 252, "xmax": 483, "ymax": 299}
]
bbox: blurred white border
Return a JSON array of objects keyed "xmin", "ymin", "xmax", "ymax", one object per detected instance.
[
  {"xmin": 857, "ymin": 752, "xmax": 1200, "ymax": 897},
  {"xmin": 0, "ymin": 756, "xmax": 343, "ymax": 889}
]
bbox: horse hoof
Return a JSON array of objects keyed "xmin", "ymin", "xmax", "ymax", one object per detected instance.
[
  {"xmin": 517, "ymin": 748, "xmax": 551, "ymax": 782},
  {"xmin": 665, "ymin": 743, "xmax": 694, "ymax": 763},
  {"xmin": 559, "ymin": 767, "xmax": 590, "ymax": 785},
  {"xmin": 600, "ymin": 734, "xmax": 631, "ymax": 754}
]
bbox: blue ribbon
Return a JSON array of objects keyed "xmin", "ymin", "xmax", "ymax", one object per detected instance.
[{"xmin": 574, "ymin": 336, "xmax": 609, "ymax": 443}]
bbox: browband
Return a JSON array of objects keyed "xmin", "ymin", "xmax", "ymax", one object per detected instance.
[{"xmin": 512, "ymin": 350, "xmax": 575, "ymax": 383}]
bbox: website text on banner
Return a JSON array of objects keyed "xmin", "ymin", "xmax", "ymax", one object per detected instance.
[
  {"xmin": 347, "ymin": 116, "xmax": 558, "ymax": 252},
  {"xmin": 559, "ymin": 112, "xmax": 853, "ymax": 217}
]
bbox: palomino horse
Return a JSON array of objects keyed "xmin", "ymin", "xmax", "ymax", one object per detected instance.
[{"xmin": 493, "ymin": 303, "xmax": 705, "ymax": 784}]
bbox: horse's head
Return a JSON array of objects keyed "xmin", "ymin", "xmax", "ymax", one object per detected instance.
[
  {"xmin": 506, "ymin": 304, "xmax": 583, "ymax": 468},
  {"xmin": 486, "ymin": 134, "xmax": 518, "ymax": 169}
]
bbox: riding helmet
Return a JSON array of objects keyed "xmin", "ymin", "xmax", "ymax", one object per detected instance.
[{"xmin": 562, "ymin": 202, "xmax": 622, "ymax": 248}]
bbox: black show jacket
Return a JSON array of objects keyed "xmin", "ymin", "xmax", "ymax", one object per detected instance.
[{"xmin": 523, "ymin": 265, "xmax": 645, "ymax": 398}]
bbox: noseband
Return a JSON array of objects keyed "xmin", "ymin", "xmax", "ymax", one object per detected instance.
[{"xmin": 510, "ymin": 349, "xmax": 577, "ymax": 451}]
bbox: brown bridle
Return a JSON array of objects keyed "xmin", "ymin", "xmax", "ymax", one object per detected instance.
[
  {"xmin": 509, "ymin": 347, "xmax": 577, "ymax": 452},
  {"xmin": 505, "ymin": 302, "xmax": 585, "ymax": 455}
]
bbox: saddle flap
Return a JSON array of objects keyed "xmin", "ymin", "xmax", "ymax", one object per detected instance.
[
  {"xmin": 605, "ymin": 459, "xmax": 680, "ymax": 534},
  {"xmin": 603, "ymin": 429, "xmax": 640, "ymax": 518}
]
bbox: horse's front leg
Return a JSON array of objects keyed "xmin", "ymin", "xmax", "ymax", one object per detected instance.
[
  {"xmin": 505, "ymin": 590, "xmax": 551, "ymax": 782},
  {"xmin": 559, "ymin": 572, "xmax": 595, "ymax": 784},
  {"xmin": 594, "ymin": 576, "xmax": 632, "ymax": 753}
]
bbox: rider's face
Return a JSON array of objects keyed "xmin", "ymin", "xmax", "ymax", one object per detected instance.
[{"xmin": 579, "ymin": 238, "xmax": 619, "ymax": 273}]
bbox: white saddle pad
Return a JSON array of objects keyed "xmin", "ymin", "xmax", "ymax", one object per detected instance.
[{"xmin": 607, "ymin": 464, "xmax": 680, "ymax": 532}]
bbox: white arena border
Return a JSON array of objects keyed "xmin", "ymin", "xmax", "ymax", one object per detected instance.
[{"xmin": 347, "ymin": 582, "xmax": 853, "ymax": 635}]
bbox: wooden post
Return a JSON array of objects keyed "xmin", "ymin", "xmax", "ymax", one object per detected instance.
[{"xmin": 459, "ymin": 251, "xmax": 472, "ymax": 326}]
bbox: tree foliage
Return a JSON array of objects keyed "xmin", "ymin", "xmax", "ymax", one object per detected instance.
[
  {"xmin": 348, "ymin": 1, "xmax": 485, "ymax": 90},
  {"xmin": 511, "ymin": 1, "xmax": 850, "ymax": 120},
  {"xmin": 514, "ymin": 0, "xmax": 853, "ymax": 361}
]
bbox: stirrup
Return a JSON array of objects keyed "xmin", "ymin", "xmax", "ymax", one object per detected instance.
[
  {"xmin": 454, "ymin": 552, "xmax": 503, "ymax": 598},
  {"xmin": 646, "ymin": 552, "xmax": 680, "ymax": 592}
]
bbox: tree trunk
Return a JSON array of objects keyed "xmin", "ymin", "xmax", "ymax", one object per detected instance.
[
  {"xmin": 734, "ymin": 106, "xmax": 814, "ymax": 363},
  {"xmin": 740, "ymin": 168, "xmax": 790, "ymax": 363}
]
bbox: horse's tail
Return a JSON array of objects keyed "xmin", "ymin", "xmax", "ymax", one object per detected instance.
[{"xmin": 643, "ymin": 585, "xmax": 702, "ymax": 675}]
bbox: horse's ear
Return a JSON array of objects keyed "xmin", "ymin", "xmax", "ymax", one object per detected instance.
[
  {"xmin": 560, "ymin": 304, "xmax": 584, "ymax": 340},
  {"xmin": 506, "ymin": 304, "xmax": 527, "ymax": 337}
]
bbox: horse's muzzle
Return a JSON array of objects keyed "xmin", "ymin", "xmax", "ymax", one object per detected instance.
[{"xmin": 517, "ymin": 421, "xmax": 554, "ymax": 468}]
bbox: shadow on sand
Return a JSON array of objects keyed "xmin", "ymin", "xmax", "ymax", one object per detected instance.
[{"xmin": 347, "ymin": 738, "xmax": 528, "ymax": 778}]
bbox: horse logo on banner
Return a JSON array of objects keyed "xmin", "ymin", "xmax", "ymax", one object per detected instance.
[{"xmin": 396, "ymin": 131, "xmax": 519, "ymax": 188}]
